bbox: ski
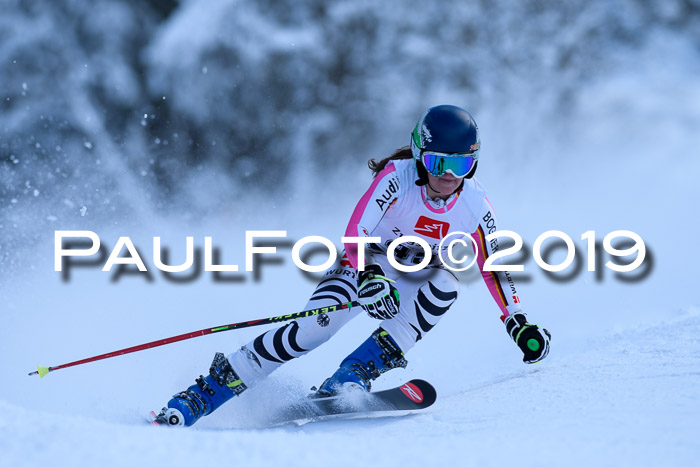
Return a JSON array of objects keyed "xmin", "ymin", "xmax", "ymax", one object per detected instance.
[
  {"xmin": 271, "ymin": 379, "xmax": 437, "ymax": 425},
  {"xmin": 148, "ymin": 380, "xmax": 436, "ymax": 427}
]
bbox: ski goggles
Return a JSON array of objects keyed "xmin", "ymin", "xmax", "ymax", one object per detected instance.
[{"xmin": 420, "ymin": 150, "xmax": 479, "ymax": 178}]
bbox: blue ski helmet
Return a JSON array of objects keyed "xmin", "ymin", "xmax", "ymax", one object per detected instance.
[{"xmin": 411, "ymin": 105, "xmax": 481, "ymax": 181}]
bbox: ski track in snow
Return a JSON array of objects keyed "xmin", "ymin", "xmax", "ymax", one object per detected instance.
[{"xmin": 2, "ymin": 314, "xmax": 697, "ymax": 467}]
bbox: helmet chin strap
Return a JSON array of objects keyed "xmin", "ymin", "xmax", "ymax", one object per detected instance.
[
  {"xmin": 422, "ymin": 174, "xmax": 466, "ymax": 198},
  {"xmin": 464, "ymin": 161, "xmax": 477, "ymax": 180},
  {"xmin": 414, "ymin": 159, "xmax": 430, "ymax": 187},
  {"xmin": 427, "ymin": 180, "xmax": 442, "ymax": 194}
]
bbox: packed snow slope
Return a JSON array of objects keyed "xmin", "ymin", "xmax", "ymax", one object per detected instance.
[{"xmin": 1, "ymin": 310, "xmax": 698, "ymax": 467}]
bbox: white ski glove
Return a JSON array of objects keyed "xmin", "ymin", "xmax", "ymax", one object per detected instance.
[{"xmin": 356, "ymin": 264, "xmax": 400, "ymax": 320}]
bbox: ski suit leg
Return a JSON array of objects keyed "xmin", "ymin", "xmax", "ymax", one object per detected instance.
[
  {"xmin": 228, "ymin": 260, "xmax": 362, "ymax": 388},
  {"xmin": 379, "ymin": 264, "xmax": 460, "ymax": 353},
  {"xmin": 318, "ymin": 263, "xmax": 459, "ymax": 394}
]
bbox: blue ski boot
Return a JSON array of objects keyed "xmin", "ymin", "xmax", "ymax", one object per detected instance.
[
  {"xmin": 158, "ymin": 352, "xmax": 247, "ymax": 427},
  {"xmin": 317, "ymin": 328, "xmax": 407, "ymax": 396}
]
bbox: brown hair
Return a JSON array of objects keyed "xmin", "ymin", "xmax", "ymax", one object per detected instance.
[{"xmin": 367, "ymin": 146, "xmax": 413, "ymax": 177}]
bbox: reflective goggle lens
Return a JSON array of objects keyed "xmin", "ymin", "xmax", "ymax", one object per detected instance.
[{"xmin": 421, "ymin": 152, "xmax": 477, "ymax": 177}]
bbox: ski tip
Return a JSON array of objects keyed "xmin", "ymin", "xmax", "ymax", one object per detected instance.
[{"xmin": 37, "ymin": 366, "xmax": 50, "ymax": 378}]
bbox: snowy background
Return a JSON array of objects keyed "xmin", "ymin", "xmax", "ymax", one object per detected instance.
[{"xmin": 1, "ymin": 1, "xmax": 699, "ymax": 466}]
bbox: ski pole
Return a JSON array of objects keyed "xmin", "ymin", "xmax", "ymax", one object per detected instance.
[{"xmin": 29, "ymin": 300, "xmax": 358, "ymax": 378}]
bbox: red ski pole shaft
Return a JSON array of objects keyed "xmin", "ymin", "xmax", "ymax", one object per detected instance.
[{"xmin": 29, "ymin": 300, "xmax": 358, "ymax": 378}]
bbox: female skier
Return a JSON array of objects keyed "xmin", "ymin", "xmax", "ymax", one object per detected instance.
[{"xmin": 155, "ymin": 104, "xmax": 551, "ymax": 426}]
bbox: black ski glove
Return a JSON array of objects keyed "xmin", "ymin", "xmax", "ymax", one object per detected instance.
[
  {"xmin": 504, "ymin": 313, "xmax": 551, "ymax": 364},
  {"xmin": 357, "ymin": 264, "xmax": 400, "ymax": 320}
]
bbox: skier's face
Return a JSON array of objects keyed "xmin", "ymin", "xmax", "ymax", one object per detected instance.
[{"xmin": 426, "ymin": 172, "xmax": 464, "ymax": 199}]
